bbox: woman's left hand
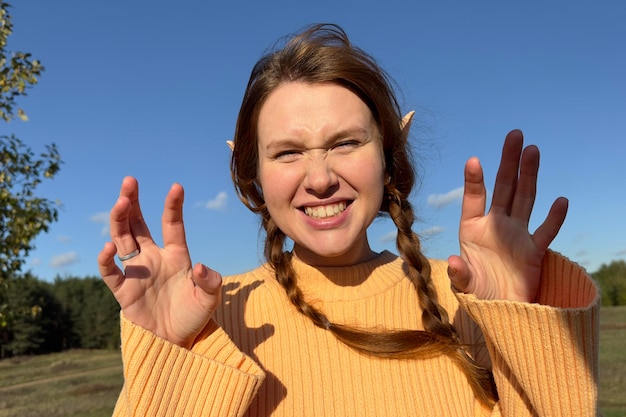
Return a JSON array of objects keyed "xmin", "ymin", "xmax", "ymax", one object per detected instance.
[{"xmin": 447, "ymin": 129, "xmax": 569, "ymax": 302}]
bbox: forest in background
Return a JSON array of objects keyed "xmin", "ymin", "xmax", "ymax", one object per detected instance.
[
  {"xmin": 0, "ymin": 275, "xmax": 120, "ymax": 358},
  {"xmin": 1, "ymin": 259, "xmax": 625, "ymax": 359}
]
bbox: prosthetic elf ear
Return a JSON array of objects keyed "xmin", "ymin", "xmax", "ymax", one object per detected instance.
[
  {"xmin": 226, "ymin": 140, "xmax": 235, "ymax": 151},
  {"xmin": 400, "ymin": 111, "xmax": 415, "ymax": 142}
]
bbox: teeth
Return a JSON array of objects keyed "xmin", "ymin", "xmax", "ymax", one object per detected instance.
[{"xmin": 304, "ymin": 202, "xmax": 347, "ymax": 219}]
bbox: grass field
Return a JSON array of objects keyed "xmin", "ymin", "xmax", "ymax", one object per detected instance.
[
  {"xmin": 1, "ymin": 306, "xmax": 625, "ymax": 416},
  {"xmin": 598, "ymin": 306, "xmax": 626, "ymax": 417},
  {"xmin": 0, "ymin": 349, "xmax": 123, "ymax": 417}
]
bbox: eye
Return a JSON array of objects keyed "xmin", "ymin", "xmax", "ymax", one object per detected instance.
[
  {"xmin": 332, "ymin": 140, "xmax": 360, "ymax": 151},
  {"xmin": 274, "ymin": 149, "xmax": 302, "ymax": 161}
]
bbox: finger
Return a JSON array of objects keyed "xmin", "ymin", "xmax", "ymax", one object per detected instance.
[
  {"xmin": 533, "ymin": 197, "xmax": 568, "ymax": 251},
  {"xmin": 460, "ymin": 157, "xmax": 487, "ymax": 221},
  {"xmin": 109, "ymin": 195, "xmax": 140, "ymax": 258},
  {"xmin": 192, "ymin": 263, "xmax": 223, "ymax": 310},
  {"xmin": 490, "ymin": 130, "xmax": 524, "ymax": 214},
  {"xmin": 98, "ymin": 241, "xmax": 125, "ymax": 293},
  {"xmin": 119, "ymin": 176, "xmax": 153, "ymax": 244},
  {"xmin": 510, "ymin": 145, "xmax": 539, "ymax": 222},
  {"xmin": 162, "ymin": 183, "xmax": 188, "ymax": 249},
  {"xmin": 447, "ymin": 255, "xmax": 472, "ymax": 293}
]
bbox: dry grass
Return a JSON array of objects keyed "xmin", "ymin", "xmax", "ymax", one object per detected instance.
[
  {"xmin": 0, "ymin": 350, "xmax": 122, "ymax": 417},
  {"xmin": 598, "ymin": 306, "xmax": 626, "ymax": 417},
  {"xmin": 0, "ymin": 307, "xmax": 624, "ymax": 416}
]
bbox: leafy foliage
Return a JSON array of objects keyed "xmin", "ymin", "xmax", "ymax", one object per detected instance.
[
  {"xmin": 1, "ymin": 1, "xmax": 44, "ymax": 122},
  {"xmin": 593, "ymin": 260, "xmax": 626, "ymax": 306},
  {"xmin": 1, "ymin": 273, "xmax": 63, "ymax": 356},
  {"xmin": 0, "ymin": 2, "xmax": 63, "ymax": 337},
  {"xmin": 0, "ymin": 1, "xmax": 62, "ymax": 280},
  {"xmin": 0, "ymin": 275, "xmax": 120, "ymax": 357},
  {"xmin": 0, "ymin": 136, "xmax": 62, "ymax": 277},
  {"xmin": 53, "ymin": 277, "xmax": 121, "ymax": 350}
]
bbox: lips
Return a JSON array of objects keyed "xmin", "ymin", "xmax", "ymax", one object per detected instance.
[{"xmin": 303, "ymin": 201, "xmax": 348, "ymax": 219}]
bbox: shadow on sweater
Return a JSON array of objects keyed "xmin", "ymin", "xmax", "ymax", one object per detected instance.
[{"xmin": 218, "ymin": 280, "xmax": 287, "ymax": 416}]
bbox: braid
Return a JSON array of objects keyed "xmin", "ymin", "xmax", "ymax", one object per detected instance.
[
  {"xmin": 264, "ymin": 217, "xmax": 332, "ymax": 330},
  {"xmin": 262, "ymin": 195, "xmax": 497, "ymax": 406},
  {"xmin": 387, "ymin": 187, "xmax": 497, "ymax": 406},
  {"xmin": 388, "ymin": 191, "xmax": 457, "ymax": 339}
]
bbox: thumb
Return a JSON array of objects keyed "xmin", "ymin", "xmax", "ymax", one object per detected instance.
[
  {"xmin": 447, "ymin": 255, "xmax": 472, "ymax": 293},
  {"xmin": 192, "ymin": 263, "xmax": 223, "ymax": 309}
]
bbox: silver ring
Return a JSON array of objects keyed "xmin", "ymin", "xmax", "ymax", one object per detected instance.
[{"xmin": 118, "ymin": 249, "xmax": 139, "ymax": 262}]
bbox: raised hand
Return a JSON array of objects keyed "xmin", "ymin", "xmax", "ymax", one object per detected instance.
[
  {"xmin": 447, "ymin": 130, "xmax": 569, "ymax": 302},
  {"xmin": 98, "ymin": 177, "xmax": 222, "ymax": 348}
]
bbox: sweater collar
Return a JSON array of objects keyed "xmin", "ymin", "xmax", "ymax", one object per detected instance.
[{"xmin": 289, "ymin": 250, "xmax": 405, "ymax": 302}]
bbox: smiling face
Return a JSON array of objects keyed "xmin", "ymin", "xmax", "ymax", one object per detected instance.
[{"xmin": 257, "ymin": 82, "xmax": 387, "ymax": 267}]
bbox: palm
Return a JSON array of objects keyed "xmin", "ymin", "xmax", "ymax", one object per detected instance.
[
  {"xmin": 458, "ymin": 206, "xmax": 545, "ymax": 301},
  {"xmin": 98, "ymin": 177, "xmax": 222, "ymax": 347},
  {"xmin": 448, "ymin": 130, "xmax": 568, "ymax": 302},
  {"xmin": 114, "ymin": 244, "xmax": 200, "ymax": 344}
]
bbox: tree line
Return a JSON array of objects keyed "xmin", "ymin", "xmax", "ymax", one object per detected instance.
[
  {"xmin": 593, "ymin": 260, "xmax": 626, "ymax": 307},
  {"xmin": 0, "ymin": 273, "xmax": 120, "ymax": 358},
  {"xmin": 0, "ymin": 257, "xmax": 623, "ymax": 358}
]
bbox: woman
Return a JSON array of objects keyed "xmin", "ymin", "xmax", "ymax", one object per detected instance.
[{"xmin": 98, "ymin": 24, "xmax": 599, "ymax": 416}]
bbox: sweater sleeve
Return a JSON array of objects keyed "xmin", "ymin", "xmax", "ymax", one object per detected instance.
[
  {"xmin": 456, "ymin": 251, "xmax": 600, "ymax": 417},
  {"xmin": 112, "ymin": 314, "xmax": 266, "ymax": 417}
]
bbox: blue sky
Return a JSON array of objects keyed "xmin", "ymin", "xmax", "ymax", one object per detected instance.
[{"xmin": 6, "ymin": 0, "xmax": 625, "ymax": 281}]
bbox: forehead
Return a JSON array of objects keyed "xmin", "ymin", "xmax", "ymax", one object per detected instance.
[{"xmin": 257, "ymin": 82, "xmax": 376, "ymax": 146}]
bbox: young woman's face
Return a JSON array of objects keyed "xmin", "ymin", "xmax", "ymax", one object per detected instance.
[{"xmin": 257, "ymin": 82, "xmax": 386, "ymax": 266}]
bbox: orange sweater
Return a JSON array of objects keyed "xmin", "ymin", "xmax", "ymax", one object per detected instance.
[{"xmin": 113, "ymin": 251, "xmax": 599, "ymax": 416}]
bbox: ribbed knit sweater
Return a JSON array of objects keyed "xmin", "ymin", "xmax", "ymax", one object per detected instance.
[{"xmin": 113, "ymin": 250, "xmax": 599, "ymax": 416}]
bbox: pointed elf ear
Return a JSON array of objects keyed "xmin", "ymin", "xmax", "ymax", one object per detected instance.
[
  {"xmin": 400, "ymin": 111, "xmax": 415, "ymax": 142},
  {"xmin": 226, "ymin": 140, "xmax": 235, "ymax": 151}
]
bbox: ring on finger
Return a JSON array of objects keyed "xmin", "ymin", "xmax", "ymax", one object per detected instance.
[{"xmin": 118, "ymin": 249, "xmax": 140, "ymax": 262}]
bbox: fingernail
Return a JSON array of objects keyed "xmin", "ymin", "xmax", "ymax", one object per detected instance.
[
  {"xmin": 447, "ymin": 266, "xmax": 457, "ymax": 277},
  {"xmin": 199, "ymin": 265, "xmax": 208, "ymax": 279}
]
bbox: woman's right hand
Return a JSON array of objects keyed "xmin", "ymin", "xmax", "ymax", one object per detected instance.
[{"xmin": 98, "ymin": 176, "xmax": 223, "ymax": 348}]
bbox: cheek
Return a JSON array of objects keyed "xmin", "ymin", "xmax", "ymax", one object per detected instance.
[
  {"xmin": 258, "ymin": 165, "xmax": 299, "ymax": 209},
  {"xmin": 346, "ymin": 154, "xmax": 386, "ymax": 189},
  {"xmin": 362, "ymin": 159, "xmax": 387, "ymax": 207}
]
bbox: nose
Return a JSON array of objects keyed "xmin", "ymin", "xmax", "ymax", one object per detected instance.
[{"xmin": 303, "ymin": 153, "xmax": 339, "ymax": 197}]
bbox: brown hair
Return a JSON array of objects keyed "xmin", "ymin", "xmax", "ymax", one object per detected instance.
[{"xmin": 230, "ymin": 24, "xmax": 496, "ymax": 406}]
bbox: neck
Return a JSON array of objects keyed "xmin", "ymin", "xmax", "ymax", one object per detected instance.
[{"xmin": 292, "ymin": 241, "xmax": 378, "ymax": 268}]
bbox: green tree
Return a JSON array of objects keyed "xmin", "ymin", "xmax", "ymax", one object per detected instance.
[
  {"xmin": 593, "ymin": 260, "xmax": 626, "ymax": 306},
  {"xmin": 0, "ymin": 138, "xmax": 61, "ymax": 277},
  {"xmin": 1, "ymin": 1, "xmax": 44, "ymax": 122},
  {"xmin": 1, "ymin": 0, "xmax": 60, "ymax": 276},
  {"xmin": 52, "ymin": 276, "xmax": 121, "ymax": 350},
  {"xmin": 1, "ymin": 2, "xmax": 63, "ymax": 335},
  {"xmin": 1, "ymin": 273, "xmax": 63, "ymax": 357}
]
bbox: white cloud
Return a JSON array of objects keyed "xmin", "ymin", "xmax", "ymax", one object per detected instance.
[
  {"xmin": 574, "ymin": 233, "xmax": 591, "ymax": 244},
  {"xmin": 50, "ymin": 252, "xmax": 79, "ymax": 268},
  {"xmin": 205, "ymin": 191, "xmax": 228, "ymax": 210},
  {"xmin": 29, "ymin": 258, "xmax": 42, "ymax": 267},
  {"xmin": 380, "ymin": 226, "xmax": 444, "ymax": 243},
  {"xmin": 91, "ymin": 211, "xmax": 110, "ymax": 236},
  {"xmin": 57, "ymin": 235, "xmax": 72, "ymax": 243},
  {"xmin": 420, "ymin": 226, "xmax": 444, "ymax": 237},
  {"xmin": 379, "ymin": 230, "xmax": 397, "ymax": 243},
  {"xmin": 427, "ymin": 187, "xmax": 464, "ymax": 208}
]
